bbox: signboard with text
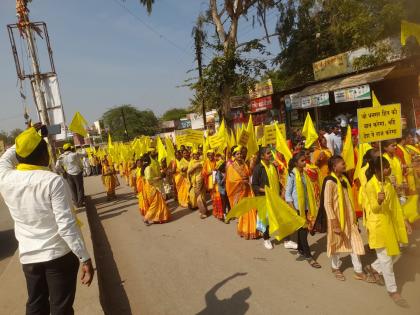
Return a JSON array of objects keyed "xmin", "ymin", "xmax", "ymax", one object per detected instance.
[
  {"xmin": 357, "ymin": 104, "xmax": 402, "ymax": 144},
  {"xmin": 313, "ymin": 53, "xmax": 350, "ymax": 81},
  {"xmin": 301, "ymin": 92, "xmax": 330, "ymax": 108},
  {"xmin": 334, "ymin": 84, "xmax": 371, "ymax": 103},
  {"xmin": 250, "ymin": 95, "xmax": 273, "ymax": 112},
  {"xmin": 249, "ymin": 79, "xmax": 273, "ymax": 99}
]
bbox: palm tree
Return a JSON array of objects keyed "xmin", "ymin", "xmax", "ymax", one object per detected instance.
[{"xmin": 139, "ymin": 0, "xmax": 155, "ymax": 15}]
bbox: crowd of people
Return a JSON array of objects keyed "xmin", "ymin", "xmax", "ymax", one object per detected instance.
[{"xmin": 79, "ymin": 120, "xmax": 420, "ymax": 307}]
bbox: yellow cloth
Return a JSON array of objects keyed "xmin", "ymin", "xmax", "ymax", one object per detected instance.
[
  {"xmin": 342, "ymin": 126, "xmax": 355, "ymax": 171},
  {"xmin": 16, "ymin": 163, "xmax": 49, "ymax": 171},
  {"xmin": 331, "ymin": 172, "xmax": 354, "ymax": 231},
  {"xmin": 383, "ymin": 153, "xmax": 403, "ymax": 185},
  {"xmin": 398, "ymin": 144, "xmax": 416, "ymax": 192},
  {"xmin": 302, "ymin": 113, "xmax": 318, "ymax": 149},
  {"xmin": 401, "ymin": 20, "xmax": 420, "ymax": 46},
  {"xmin": 15, "ymin": 127, "xmax": 42, "ymax": 158},
  {"xmin": 68, "ymin": 112, "xmax": 88, "ymax": 137},
  {"xmin": 294, "ymin": 168, "xmax": 316, "ymax": 221},
  {"xmin": 363, "ymin": 176, "xmax": 408, "ymax": 256},
  {"xmin": 275, "ymin": 123, "xmax": 292, "ymax": 164}
]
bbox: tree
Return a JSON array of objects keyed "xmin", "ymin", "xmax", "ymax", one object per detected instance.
[
  {"xmin": 187, "ymin": 1, "xmax": 277, "ymax": 121},
  {"xmin": 273, "ymin": 0, "xmax": 417, "ymax": 89},
  {"xmin": 161, "ymin": 108, "xmax": 190, "ymax": 121},
  {"xmin": 9, "ymin": 128, "xmax": 24, "ymax": 144},
  {"xmin": 102, "ymin": 105, "xmax": 159, "ymax": 141}
]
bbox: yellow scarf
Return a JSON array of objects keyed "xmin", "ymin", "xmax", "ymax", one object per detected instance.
[
  {"xmin": 261, "ymin": 161, "xmax": 279, "ymax": 194},
  {"xmin": 294, "ymin": 168, "xmax": 316, "ymax": 220},
  {"xmin": 383, "ymin": 153, "xmax": 403, "ymax": 185},
  {"xmin": 397, "ymin": 144, "xmax": 411, "ymax": 165},
  {"xmin": 331, "ymin": 172, "xmax": 354, "ymax": 230},
  {"xmin": 406, "ymin": 144, "xmax": 420, "ymax": 155},
  {"xmin": 16, "ymin": 163, "xmax": 49, "ymax": 171}
]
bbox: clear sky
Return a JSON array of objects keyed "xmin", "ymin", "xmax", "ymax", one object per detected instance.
[{"xmin": 0, "ymin": 0, "xmax": 279, "ymax": 132}]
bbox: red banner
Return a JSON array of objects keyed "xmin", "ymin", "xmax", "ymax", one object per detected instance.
[{"xmin": 251, "ymin": 95, "xmax": 272, "ymax": 112}]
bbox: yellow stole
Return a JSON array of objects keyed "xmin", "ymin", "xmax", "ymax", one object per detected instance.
[
  {"xmin": 16, "ymin": 163, "xmax": 49, "ymax": 171},
  {"xmin": 383, "ymin": 153, "xmax": 403, "ymax": 185},
  {"xmin": 294, "ymin": 168, "xmax": 316, "ymax": 221},
  {"xmin": 331, "ymin": 172, "xmax": 354, "ymax": 230},
  {"xmin": 406, "ymin": 144, "xmax": 420, "ymax": 155},
  {"xmin": 261, "ymin": 161, "xmax": 279, "ymax": 194}
]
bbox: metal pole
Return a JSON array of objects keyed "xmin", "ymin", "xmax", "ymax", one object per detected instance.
[
  {"xmin": 24, "ymin": 23, "xmax": 56, "ymax": 162},
  {"xmin": 121, "ymin": 108, "xmax": 129, "ymax": 141}
]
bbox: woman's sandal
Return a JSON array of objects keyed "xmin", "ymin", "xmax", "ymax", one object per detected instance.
[
  {"xmin": 332, "ymin": 268, "xmax": 346, "ymax": 281},
  {"xmin": 364, "ymin": 265, "xmax": 385, "ymax": 286},
  {"xmin": 200, "ymin": 214, "xmax": 207, "ymax": 219},
  {"xmin": 354, "ymin": 272, "xmax": 377, "ymax": 283},
  {"xmin": 308, "ymin": 259, "xmax": 321, "ymax": 269}
]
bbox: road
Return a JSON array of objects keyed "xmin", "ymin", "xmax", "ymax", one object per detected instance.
[
  {"xmin": 85, "ymin": 175, "xmax": 420, "ymax": 315},
  {"xmin": 0, "ymin": 196, "xmax": 17, "ymax": 276}
]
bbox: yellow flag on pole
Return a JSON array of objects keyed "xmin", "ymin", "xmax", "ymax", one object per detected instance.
[
  {"xmin": 157, "ymin": 137, "xmax": 167, "ymax": 162},
  {"xmin": 68, "ymin": 112, "xmax": 88, "ymax": 137},
  {"xmin": 165, "ymin": 137, "xmax": 176, "ymax": 164},
  {"xmin": 302, "ymin": 113, "xmax": 318, "ymax": 149},
  {"xmin": 246, "ymin": 116, "xmax": 259, "ymax": 160},
  {"xmin": 342, "ymin": 126, "xmax": 355, "ymax": 171},
  {"xmin": 372, "ymin": 90, "xmax": 381, "ymax": 108},
  {"xmin": 108, "ymin": 133, "xmax": 114, "ymax": 149},
  {"xmin": 275, "ymin": 123, "xmax": 292, "ymax": 163},
  {"xmin": 401, "ymin": 20, "xmax": 420, "ymax": 46}
]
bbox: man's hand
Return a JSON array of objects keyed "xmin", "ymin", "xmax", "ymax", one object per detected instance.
[{"xmin": 81, "ymin": 259, "xmax": 95, "ymax": 286}]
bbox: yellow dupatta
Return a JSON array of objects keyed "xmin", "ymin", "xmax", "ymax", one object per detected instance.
[
  {"xmin": 383, "ymin": 153, "xmax": 403, "ymax": 185},
  {"xmin": 406, "ymin": 144, "xmax": 420, "ymax": 155},
  {"xmin": 331, "ymin": 172, "xmax": 354, "ymax": 230},
  {"xmin": 294, "ymin": 168, "xmax": 317, "ymax": 221},
  {"xmin": 17, "ymin": 163, "xmax": 82, "ymax": 227}
]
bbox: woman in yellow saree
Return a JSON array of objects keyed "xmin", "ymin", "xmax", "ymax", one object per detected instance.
[
  {"xmin": 226, "ymin": 146, "xmax": 258, "ymax": 239},
  {"xmin": 135, "ymin": 159, "xmax": 146, "ymax": 216},
  {"xmin": 312, "ymin": 136, "xmax": 332, "ymax": 185},
  {"xmin": 174, "ymin": 150, "xmax": 190, "ymax": 208},
  {"xmin": 142, "ymin": 155, "xmax": 170, "ymax": 225},
  {"xmin": 188, "ymin": 150, "xmax": 208, "ymax": 219},
  {"xmin": 102, "ymin": 159, "xmax": 117, "ymax": 201}
]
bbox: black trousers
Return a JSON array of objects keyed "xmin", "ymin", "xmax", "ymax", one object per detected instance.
[
  {"xmin": 67, "ymin": 172, "xmax": 85, "ymax": 206},
  {"xmin": 297, "ymin": 227, "xmax": 312, "ymax": 259},
  {"xmin": 22, "ymin": 252, "xmax": 80, "ymax": 315},
  {"xmin": 220, "ymin": 193, "xmax": 231, "ymax": 214}
]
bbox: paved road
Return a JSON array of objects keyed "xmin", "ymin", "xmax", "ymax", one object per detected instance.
[
  {"xmin": 0, "ymin": 196, "xmax": 17, "ymax": 276},
  {"xmin": 85, "ymin": 175, "xmax": 420, "ymax": 315}
]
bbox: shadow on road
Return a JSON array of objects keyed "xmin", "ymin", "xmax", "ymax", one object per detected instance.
[
  {"xmin": 86, "ymin": 196, "xmax": 132, "ymax": 315},
  {"xmin": 0, "ymin": 229, "xmax": 17, "ymax": 261},
  {"xmin": 196, "ymin": 272, "xmax": 251, "ymax": 315}
]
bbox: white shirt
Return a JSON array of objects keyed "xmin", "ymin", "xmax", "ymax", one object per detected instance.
[
  {"xmin": 324, "ymin": 133, "xmax": 334, "ymax": 155},
  {"xmin": 56, "ymin": 150, "xmax": 86, "ymax": 175},
  {"xmin": 0, "ymin": 146, "xmax": 90, "ymax": 264},
  {"xmin": 330, "ymin": 132, "xmax": 343, "ymax": 155}
]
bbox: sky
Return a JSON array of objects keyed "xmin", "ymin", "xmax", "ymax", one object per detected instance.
[{"xmin": 0, "ymin": 0, "xmax": 279, "ymax": 132}]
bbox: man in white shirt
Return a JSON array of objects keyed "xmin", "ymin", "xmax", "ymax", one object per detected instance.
[
  {"xmin": 0, "ymin": 126, "xmax": 94, "ymax": 315},
  {"xmin": 330, "ymin": 125, "xmax": 343, "ymax": 156},
  {"xmin": 56, "ymin": 144, "xmax": 87, "ymax": 207}
]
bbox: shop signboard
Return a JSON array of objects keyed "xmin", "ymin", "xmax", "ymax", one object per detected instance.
[
  {"xmin": 334, "ymin": 84, "xmax": 371, "ymax": 103},
  {"xmin": 301, "ymin": 92, "xmax": 330, "ymax": 108},
  {"xmin": 250, "ymin": 95, "xmax": 272, "ymax": 112},
  {"xmin": 313, "ymin": 52, "xmax": 350, "ymax": 81},
  {"xmin": 285, "ymin": 93, "xmax": 301, "ymax": 110},
  {"xmin": 249, "ymin": 79, "xmax": 273, "ymax": 99},
  {"xmin": 176, "ymin": 119, "xmax": 191, "ymax": 130},
  {"xmin": 357, "ymin": 103, "xmax": 402, "ymax": 144}
]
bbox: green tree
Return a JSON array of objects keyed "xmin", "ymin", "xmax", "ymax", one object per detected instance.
[
  {"xmin": 161, "ymin": 108, "xmax": 190, "ymax": 121},
  {"xmin": 102, "ymin": 105, "xmax": 158, "ymax": 141},
  {"xmin": 273, "ymin": 0, "xmax": 418, "ymax": 89}
]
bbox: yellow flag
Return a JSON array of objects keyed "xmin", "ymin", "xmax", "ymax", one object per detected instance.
[
  {"xmin": 372, "ymin": 90, "xmax": 381, "ymax": 108},
  {"xmin": 342, "ymin": 126, "xmax": 355, "ymax": 171},
  {"xmin": 275, "ymin": 123, "xmax": 292, "ymax": 163},
  {"xmin": 157, "ymin": 137, "xmax": 167, "ymax": 162},
  {"xmin": 353, "ymin": 143, "xmax": 372, "ymax": 181},
  {"xmin": 165, "ymin": 137, "xmax": 176, "ymax": 164},
  {"xmin": 68, "ymin": 112, "xmax": 88, "ymax": 137},
  {"xmin": 246, "ymin": 116, "xmax": 259, "ymax": 160},
  {"xmin": 108, "ymin": 133, "xmax": 114, "ymax": 149},
  {"xmin": 401, "ymin": 20, "xmax": 420, "ymax": 46},
  {"xmin": 302, "ymin": 113, "xmax": 318, "ymax": 149}
]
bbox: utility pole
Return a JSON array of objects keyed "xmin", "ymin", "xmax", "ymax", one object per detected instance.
[{"xmin": 193, "ymin": 16, "xmax": 207, "ymax": 130}]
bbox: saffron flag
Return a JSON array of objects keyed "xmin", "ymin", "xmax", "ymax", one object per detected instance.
[
  {"xmin": 342, "ymin": 126, "xmax": 355, "ymax": 171},
  {"xmin": 302, "ymin": 113, "xmax": 318, "ymax": 149},
  {"xmin": 68, "ymin": 112, "xmax": 88, "ymax": 137},
  {"xmin": 401, "ymin": 20, "xmax": 420, "ymax": 46}
]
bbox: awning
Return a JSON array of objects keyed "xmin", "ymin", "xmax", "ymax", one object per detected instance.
[{"xmin": 297, "ymin": 66, "xmax": 395, "ymax": 97}]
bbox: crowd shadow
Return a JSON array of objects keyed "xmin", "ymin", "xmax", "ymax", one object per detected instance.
[
  {"xmin": 0, "ymin": 229, "xmax": 17, "ymax": 261},
  {"xmin": 94, "ymin": 192, "xmax": 136, "ymax": 208},
  {"xmin": 170, "ymin": 207, "xmax": 194, "ymax": 221},
  {"xmin": 196, "ymin": 273, "xmax": 251, "ymax": 315},
  {"xmin": 85, "ymin": 196, "xmax": 132, "ymax": 315}
]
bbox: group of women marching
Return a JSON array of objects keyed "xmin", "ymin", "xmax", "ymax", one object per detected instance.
[{"xmin": 95, "ymin": 127, "xmax": 419, "ymax": 307}]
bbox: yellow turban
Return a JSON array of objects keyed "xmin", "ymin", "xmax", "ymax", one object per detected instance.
[
  {"xmin": 233, "ymin": 145, "xmax": 242, "ymax": 154},
  {"xmin": 15, "ymin": 127, "xmax": 42, "ymax": 158}
]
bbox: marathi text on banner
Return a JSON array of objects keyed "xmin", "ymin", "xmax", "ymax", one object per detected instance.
[{"xmin": 357, "ymin": 104, "xmax": 402, "ymax": 144}]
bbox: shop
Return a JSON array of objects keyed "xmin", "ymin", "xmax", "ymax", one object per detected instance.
[{"xmin": 283, "ymin": 55, "xmax": 420, "ymax": 133}]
